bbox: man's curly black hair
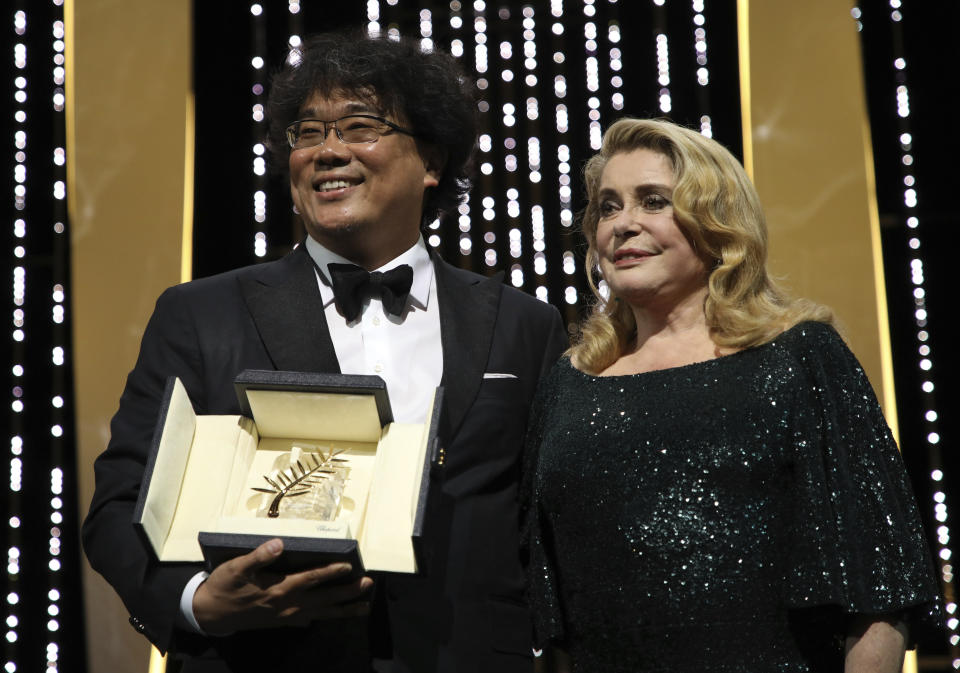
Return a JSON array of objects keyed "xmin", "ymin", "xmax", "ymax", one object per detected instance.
[{"xmin": 266, "ymin": 31, "xmax": 478, "ymax": 226}]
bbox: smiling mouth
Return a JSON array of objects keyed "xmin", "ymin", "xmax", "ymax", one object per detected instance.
[
  {"xmin": 614, "ymin": 249, "xmax": 654, "ymax": 262},
  {"xmin": 314, "ymin": 179, "xmax": 360, "ymax": 193}
]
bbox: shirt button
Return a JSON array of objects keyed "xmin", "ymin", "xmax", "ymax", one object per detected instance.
[
  {"xmin": 372, "ymin": 317, "xmax": 381, "ymax": 326},
  {"xmin": 374, "ymin": 364, "xmax": 383, "ymax": 373}
]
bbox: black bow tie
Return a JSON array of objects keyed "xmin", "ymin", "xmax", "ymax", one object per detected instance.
[{"xmin": 327, "ymin": 263, "xmax": 414, "ymax": 322}]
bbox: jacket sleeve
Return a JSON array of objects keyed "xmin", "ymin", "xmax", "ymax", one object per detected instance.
[{"xmin": 82, "ymin": 285, "xmax": 210, "ymax": 654}]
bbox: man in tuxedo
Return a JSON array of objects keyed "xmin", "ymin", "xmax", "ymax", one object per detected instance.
[{"xmin": 82, "ymin": 32, "xmax": 567, "ymax": 673}]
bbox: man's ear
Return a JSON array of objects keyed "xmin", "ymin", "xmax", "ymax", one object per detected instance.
[{"xmin": 419, "ymin": 142, "xmax": 446, "ymax": 188}]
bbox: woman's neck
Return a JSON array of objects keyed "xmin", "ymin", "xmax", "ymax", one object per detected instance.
[{"xmin": 600, "ymin": 290, "xmax": 733, "ymax": 376}]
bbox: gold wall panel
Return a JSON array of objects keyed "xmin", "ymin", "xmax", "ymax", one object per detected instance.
[
  {"xmin": 68, "ymin": 1, "xmax": 191, "ymax": 671},
  {"xmin": 740, "ymin": 1, "xmax": 909, "ymax": 668},
  {"xmin": 739, "ymin": 0, "xmax": 896, "ymax": 430}
]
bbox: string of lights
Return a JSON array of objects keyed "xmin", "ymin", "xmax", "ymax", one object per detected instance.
[
  {"xmin": 497, "ymin": 7, "xmax": 522, "ymax": 290},
  {"xmin": 568, "ymin": 0, "xmax": 601, "ymax": 308},
  {"xmin": 584, "ymin": 0, "xmax": 601, "ymax": 153},
  {"xmin": 6, "ymin": 1, "xmax": 80, "ymax": 671},
  {"xmin": 472, "ymin": 4, "xmax": 497, "ymax": 271},
  {"xmin": 51, "ymin": 0, "xmax": 70, "ymax": 659},
  {"xmin": 691, "ymin": 0, "xmax": 713, "ymax": 138},
  {"xmin": 251, "ymin": 3, "xmax": 269, "ymax": 259},
  {"xmin": 48, "ymin": 4, "xmax": 72, "ymax": 663},
  {"xmin": 654, "ymin": 9, "xmax": 672, "ymax": 115},
  {"xmin": 366, "ymin": 0, "xmax": 380, "ymax": 36},
  {"xmin": 8, "ymin": 9, "xmax": 29, "ymax": 664},
  {"xmin": 420, "ymin": 6, "xmax": 446, "ymax": 249},
  {"xmin": 548, "ymin": 2, "xmax": 576, "ymax": 307},
  {"xmin": 520, "ymin": 6, "xmax": 547, "ymax": 301},
  {"xmin": 607, "ymin": 19, "xmax": 624, "ymax": 115},
  {"xmin": 448, "ymin": 2, "xmax": 469, "ymax": 256},
  {"xmin": 856, "ymin": 0, "xmax": 957, "ymax": 665}
]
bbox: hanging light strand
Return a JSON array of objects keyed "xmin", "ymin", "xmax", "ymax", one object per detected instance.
[{"xmin": 854, "ymin": 2, "xmax": 957, "ymax": 660}]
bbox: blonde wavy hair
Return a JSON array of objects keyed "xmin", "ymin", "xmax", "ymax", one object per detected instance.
[{"xmin": 571, "ymin": 118, "xmax": 832, "ymax": 374}]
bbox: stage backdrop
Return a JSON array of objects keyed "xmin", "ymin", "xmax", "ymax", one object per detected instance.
[{"xmin": 70, "ymin": 1, "xmax": 910, "ymax": 671}]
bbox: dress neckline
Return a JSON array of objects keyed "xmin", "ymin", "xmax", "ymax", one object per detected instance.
[{"xmin": 566, "ymin": 322, "xmax": 810, "ymax": 380}]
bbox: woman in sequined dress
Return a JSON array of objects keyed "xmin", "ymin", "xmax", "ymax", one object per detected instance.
[{"xmin": 523, "ymin": 118, "xmax": 940, "ymax": 672}]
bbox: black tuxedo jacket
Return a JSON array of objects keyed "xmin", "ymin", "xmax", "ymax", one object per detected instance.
[{"xmin": 82, "ymin": 244, "xmax": 567, "ymax": 673}]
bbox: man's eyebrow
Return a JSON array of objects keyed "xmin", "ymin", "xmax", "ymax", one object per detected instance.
[{"xmin": 297, "ymin": 101, "xmax": 379, "ymax": 119}]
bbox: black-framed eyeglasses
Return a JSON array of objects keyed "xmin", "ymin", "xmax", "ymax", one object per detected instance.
[{"xmin": 285, "ymin": 114, "xmax": 415, "ymax": 149}]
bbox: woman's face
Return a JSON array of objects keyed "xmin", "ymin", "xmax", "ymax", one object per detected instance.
[{"xmin": 595, "ymin": 148, "xmax": 708, "ymax": 310}]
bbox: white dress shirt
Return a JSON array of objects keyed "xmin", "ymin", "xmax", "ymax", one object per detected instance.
[
  {"xmin": 178, "ymin": 236, "xmax": 444, "ymax": 632},
  {"xmin": 304, "ymin": 234, "xmax": 443, "ymax": 423}
]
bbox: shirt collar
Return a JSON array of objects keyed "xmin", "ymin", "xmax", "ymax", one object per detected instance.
[{"xmin": 304, "ymin": 235, "xmax": 434, "ymax": 310}]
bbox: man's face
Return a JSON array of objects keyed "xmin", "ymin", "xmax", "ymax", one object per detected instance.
[{"xmin": 288, "ymin": 90, "xmax": 441, "ymax": 269}]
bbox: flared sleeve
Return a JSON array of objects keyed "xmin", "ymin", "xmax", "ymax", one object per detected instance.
[
  {"xmin": 782, "ymin": 322, "xmax": 941, "ymax": 638},
  {"xmin": 520, "ymin": 360, "xmax": 568, "ymax": 647}
]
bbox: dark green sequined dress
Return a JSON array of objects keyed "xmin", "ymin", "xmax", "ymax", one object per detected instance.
[{"xmin": 524, "ymin": 322, "xmax": 940, "ymax": 672}]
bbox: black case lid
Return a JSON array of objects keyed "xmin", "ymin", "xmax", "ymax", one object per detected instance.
[{"xmin": 233, "ymin": 369, "xmax": 393, "ymax": 425}]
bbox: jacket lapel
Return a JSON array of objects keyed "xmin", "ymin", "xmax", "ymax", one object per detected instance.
[
  {"xmin": 433, "ymin": 252, "xmax": 503, "ymax": 437},
  {"xmin": 239, "ymin": 244, "xmax": 341, "ymax": 374}
]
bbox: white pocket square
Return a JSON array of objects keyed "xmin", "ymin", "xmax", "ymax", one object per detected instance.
[{"xmin": 483, "ymin": 372, "xmax": 518, "ymax": 379}]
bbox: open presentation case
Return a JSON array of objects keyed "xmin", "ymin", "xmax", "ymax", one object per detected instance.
[{"xmin": 133, "ymin": 369, "xmax": 442, "ymax": 574}]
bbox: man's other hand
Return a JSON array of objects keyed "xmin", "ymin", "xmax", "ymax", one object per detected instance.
[{"xmin": 193, "ymin": 538, "xmax": 373, "ymax": 635}]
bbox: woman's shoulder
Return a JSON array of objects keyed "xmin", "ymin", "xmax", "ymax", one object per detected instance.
[
  {"xmin": 533, "ymin": 356, "xmax": 582, "ymax": 398},
  {"xmin": 768, "ymin": 320, "xmax": 875, "ymax": 388},
  {"xmin": 545, "ymin": 354, "xmax": 578, "ymax": 381},
  {"xmin": 770, "ymin": 319, "xmax": 842, "ymax": 353}
]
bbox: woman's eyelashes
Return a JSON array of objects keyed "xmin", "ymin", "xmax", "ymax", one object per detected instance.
[{"xmin": 597, "ymin": 191, "xmax": 672, "ymax": 219}]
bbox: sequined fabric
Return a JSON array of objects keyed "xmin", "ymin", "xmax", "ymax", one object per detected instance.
[{"xmin": 524, "ymin": 322, "xmax": 940, "ymax": 672}]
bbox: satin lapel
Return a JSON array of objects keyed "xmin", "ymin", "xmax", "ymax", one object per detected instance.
[
  {"xmin": 433, "ymin": 254, "xmax": 503, "ymax": 437},
  {"xmin": 238, "ymin": 244, "xmax": 341, "ymax": 374}
]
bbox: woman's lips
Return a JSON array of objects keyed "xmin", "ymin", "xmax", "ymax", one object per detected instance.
[{"xmin": 613, "ymin": 248, "xmax": 654, "ymax": 266}]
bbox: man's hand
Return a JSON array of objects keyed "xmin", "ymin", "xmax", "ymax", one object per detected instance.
[{"xmin": 193, "ymin": 538, "xmax": 373, "ymax": 635}]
